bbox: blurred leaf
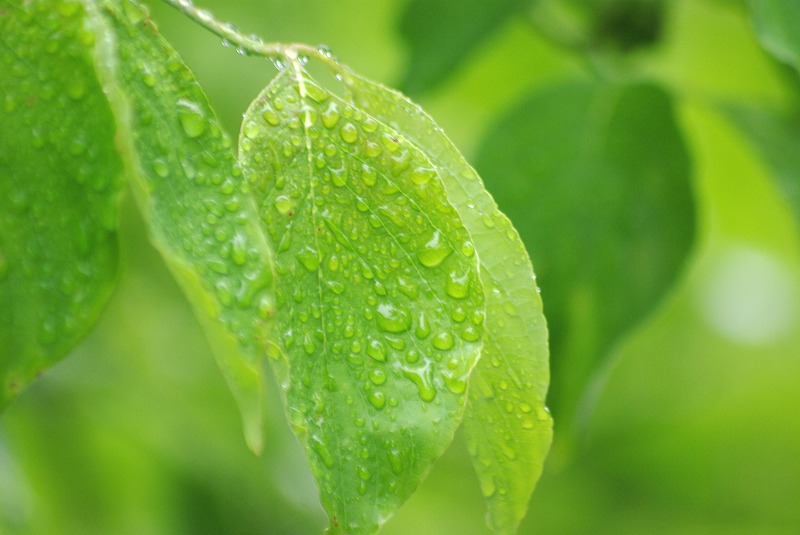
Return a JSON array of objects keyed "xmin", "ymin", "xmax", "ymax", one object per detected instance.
[
  {"xmin": 86, "ymin": 0, "xmax": 276, "ymax": 452},
  {"xmin": 398, "ymin": 0, "xmax": 528, "ymax": 95},
  {"xmin": 749, "ymin": 0, "xmax": 800, "ymax": 73},
  {"xmin": 0, "ymin": 0, "xmax": 124, "ymax": 408},
  {"xmin": 240, "ymin": 64, "xmax": 486, "ymax": 535},
  {"xmin": 339, "ymin": 69, "xmax": 551, "ymax": 534},
  {"xmin": 725, "ymin": 105, "xmax": 800, "ymax": 226},
  {"xmin": 476, "ymin": 79, "xmax": 695, "ymax": 438}
]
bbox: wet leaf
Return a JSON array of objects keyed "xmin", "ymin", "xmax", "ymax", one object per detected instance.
[
  {"xmin": 749, "ymin": 0, "xmax": 800, "ymax": 73},
  {"xmin": 398, "ymin": 0, "xmax": 528, "ymax": 95},
  {"xmin": 476, "ymin": 80, "xmax": 695, "ymax": 439},
  {"xmin": 239, "ymin": 64, "xmax": 486, "ymax": 534},
  {"xmin": 0, "ymin": 0, "xmax": 124, "ymax": 407},
  {"xmin": 85, "ymin": 0, "xmax": 276, "ymax": 452},
  {"xmin": 340, "ymin": 69, "xmax": 552, "ymax": 534}
]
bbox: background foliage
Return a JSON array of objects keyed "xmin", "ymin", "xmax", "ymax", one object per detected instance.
[{"xmin": 2, "ymin": 0, "xmax": 800, "ymax": 533}]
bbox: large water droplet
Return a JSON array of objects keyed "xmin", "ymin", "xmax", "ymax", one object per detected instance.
[
  {"xmin": 368, "ymin": 390, "xmax": 386, "ymax": 409},
  {"xmin": 296, "ymin": 246, "xmax": 320, "ymax": 271},
  {"xmin": 446, "ymin": 269, "xmax": 469, "ymax": 299},
  {"xmin": 403, "ymin": 367, "xmax": 436, "ymax": 402},
  {"xmin": 311, "ymin": 434, "xmax": 335, "ymax": 468},
  {"xmin": 432, "ymin": 331, "xmax": 455, "ymax": 350},
  {"xmin": 340, "ymin": 122, "xmax": 358, "ymax": 144},
  {"xmin": 375, "ymin": 303, "xmax": 411, "ymax": 333},
  {"xmin": 176, "ymin": 98, "xmax": 207, "ymax": 138},
  {"xmin": 417, "ymin": 230, "xmax": 451, "ymax": 268},
  {"xmin": 366, "ymin": 338, "xmax": 386, "ymax": 362}
]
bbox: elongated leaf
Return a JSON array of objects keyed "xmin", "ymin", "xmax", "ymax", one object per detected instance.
[
  {"xmin": 239, "ymin": 64, "xmax": 485, "ymax": 534},
  {"xmin": 0, "ymin": 0, "xmax": 124, "ymax": 407},
  {"xmin": 476, "ymin": 80, "xmax": 694, "ymax": 438},
  {"xmin": 84, "ymin": 0, "xmax": 275, "ymax": 452},
  {"xmin": 749, "ymin": 0, "xmax": 800, "ymax": 73},
  {"xmin": 339, "ymin": 69, "xmax": 552, "ymax": 533},
  {"xmin": 398, "ymin": 0, "xmax": 527, "ymax": 95}
]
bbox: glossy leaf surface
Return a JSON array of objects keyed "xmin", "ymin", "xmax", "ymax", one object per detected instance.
[
  {"xmin": 749, "ymin": 0, "xmax": 800, "ymax": 73},
  {"xmin": 339, "ymin": 68, "xmax": 552, "ymax": 534},
  {"xmin": 239, "ymin": 64, "xmax": 486, "ymax": 534},
  {"xmin": 476, "ymin": 80, "xmax": 694, "ymax": 436},
  {"xmin": 0, "ymin": 0, "xmax": 123, "ymax": 407},
  {"xmin": 86, "ymin": 0, "xmax": 275, "ymax": 452}
]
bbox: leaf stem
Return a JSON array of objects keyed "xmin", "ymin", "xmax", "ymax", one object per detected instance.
[{"xmin": 160, "ymin": 0, "xmax": 341, "ymax": 70}]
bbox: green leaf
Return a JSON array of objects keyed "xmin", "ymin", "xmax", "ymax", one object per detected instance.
[
  {"xmin": 749, "ymin": 0, "xmax": 800, "ymax": 73},
  {"xmin": 725, "ymin": 105, "xmax": 800, "ymax": 225},
  {"xmin": 476, "ymin": 80, "xmax": 695, "ymax": 438},
  {"xmin": 239, "ymin": 64, "xmax": 486, "ymax": 534},
  {"xmin": 397, "ymin": 0, "xmax": 528, "ymax": 95},
  {"xmin": 84, "ymin": 0, "xmax": 276, "ymax": 452},
  {"xmin": 0, "ymin": 0, "xmax": 124, "ymax": 407},
  {"xmin": 339, "ymin": 69, "xmax": 552, "ymax": 534}
]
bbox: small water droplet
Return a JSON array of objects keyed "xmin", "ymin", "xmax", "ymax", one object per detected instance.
[
  {"xmin": 417, "ymin": 230, "xmax": 451, "ymax": 268},
  {"xmin": 375, "ymin": 303, "xmax": 411, "ymax": 333},
  {"xmin": 321, "ymin": 102, "xmax": 339, "ymax": 129},
  {"xmin": 368, "ymin": 369, "xmax": 387, "ymax": 385},
  {"xmin": 446, "ymin": 270, "xmax": 469, "ymax": 299},
  {"xmin": 231, "ymin": 232, "xmax": 247, "ymax": 265},
  {"xmin": 296, "ymin": 246, "xmax": 320, "ymax": 272},
  {"xmin": 366, "ymin": 338, "xmax": 386, "ymax": 362},
  {"xmin": 311, "ymin": 435, "xmax": 334, "ymax": 468},
  {"xmin": 410, "ymin": 167, "xmax": 435, "ymax": 185},
  {"xmin": 176, "ymin": 98, "xmax": 206, "ymax": 138},
  {"xmin": 381, "ymin": 132, "xmax": 401, "ymax": 152},
  {"xmin": 340, "ymin": 122, "xmax": 358, "ymax": 143},
  {"xmin": 153, "ymin": 158, "xmax": 169, "ymax": 178},
  {"xmin": 432, "ymin": 331, "xmax": 454, "ymax": 350},
  {"xmin": 368, "ymin": 390, "xmax": 386, "ymax": 409},
  {"xmin": 243, "ymin": 120, "xmax": 259, "ymax": 139}
]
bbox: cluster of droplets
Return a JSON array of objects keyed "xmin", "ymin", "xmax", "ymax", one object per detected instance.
[
  {"xmin": 0, "ymin": 0, "xmax": 125, "ymax": 403},
  {"xmin": 237, "ymin": 67, "xmax": 487, "ymax": 512},
  {"xmin": 113, "ymin": 0, "xmax": 276, "ymax": 351}
]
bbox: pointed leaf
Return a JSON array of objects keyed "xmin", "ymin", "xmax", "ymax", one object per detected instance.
[
  {"xmin": 749, "ymin": 0, "xmax": 800, "ymax": 73},
  {"xmin": 0, "ymin": 0, "xmax": 124, "ymax": 407},
  {"xmin": 476, "ymin": 80, "xmax": 695, "ymax": 437},
  {"xmin": 84, "ymin": 0, "xmax": 276, "ymax": 452},
  {"xmin": 239, "ymin": 64, "xmax": 485, "ymax": 534},
  {"xmin": 339, "ymin": 67, "xmax": 552, "ymax": 534}
]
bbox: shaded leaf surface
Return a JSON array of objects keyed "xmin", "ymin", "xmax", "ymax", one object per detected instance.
[
  {"xmin": 239, "ymin": 65, "xmax": 485, "ymax": 534},
  {"xmin": 749, "ymin": 0, "xmax": 800, "ymax": 73},
  {"xmin": 476, "ymin": 80, "xmax": 695, "ymax": 436},
  {"xmin": 0, "ymin": 0, "xmax": 123, "ymax": 407},
  {"xmin": 340, "ymin": 69, "xmax": 552, "ymax": 534},
  {"xmin": 87, "ymin": 0, "xmax": 275, "ymax": 452},
  {"xmin": 398, "ymin": 0, "xmax": 527, "ymax": 95}
]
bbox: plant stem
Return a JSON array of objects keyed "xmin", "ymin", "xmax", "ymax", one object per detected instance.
[{"xmin": 160, "ymin": 0, "xmax": 340, "ymax": 69}]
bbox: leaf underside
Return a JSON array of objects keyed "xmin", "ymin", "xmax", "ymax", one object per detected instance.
[{"xmin": 0, "ymin": 0, "xmax": 123, "ymax": 407}]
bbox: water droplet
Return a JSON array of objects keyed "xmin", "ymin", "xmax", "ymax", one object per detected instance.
[
  {"xmin": 262, "ymin": 107, "xmax": 281, "ymax": 126},
  {"xmin": 153, "ymin": 158, "xmax": 169, "ymax": 178},
  {"xmin": 321, "ymin": 102, "xmax": 339, "ymax": 129},
  {"xmin": 311, "ymin": 435, "xmax": 335, "ymax": 468},
  {"xmin": 340, "ymin": 122, "xmax": 358, "ymax": 143},
  {"xmin": 432, "ymin": 331, "xmax": 454, "ymax": 350},
  {"xmin": 368, "ymin": 390, "xmax": 386, "ymax": 409},
  {"xmin": 460, "ymin": 324, "xmax": 482, "ymax": 342},
  {"xmin": 417, "ymin": 230, "xmax": 451, "ymax": 268},
  {"xmin": 358, "ymin": 466, "xmax": 371, "ymax": 480},
  {"xmin": 387, "ymin": 448, "xmax": 403, "ymax": 475},
  {"xmin": 361, "ymin": 165, "xmax": 377, "ymax": 186},
  {"xmin": 177, "ymin": 98, "xmax": 206, "ymax": 138},
  {"xmin": 366, "ymin": 338, "xmax": 386, "ymax": 362},
  {"xmin": 375, "ymin": 303, "xmax": 411, "ymax": 333},
  {"xmin": 368, "ymin": 369, "xmax": 387, "ymax": 385},
  {"xmin": 446, "ymin": 270, "xmax": 469, "ymax": 299},
  {"xmin": 410, "ymin": 167, "xmax": 435, "ymax": 185},
  {"xmin": 231, "ymin": 232, "xmax": 247, "ymax": 265},
  {"xmin": 274, "ymin": 195, "xmax": 294, "ymax": 214},
  {"xmin": 243, "ymin": 120, "xmax": 259, "ymax": 139},
  {"xmin": 461, "ymin": 241, "xmax": 475, "ymax": 257},
  {"xmin": 414, "ymin": 311, "xmax": 431, "ymax": 339},
  {"xmin": 381, "ymin": 132, "xmax": 401, "ymax": 152},
  {"xmin": 365, "ymin": 141, "xmax": 381, "ymax": 158},
  {"xmin": 403, "ymin": 367, "xmax": 436, "ymax": 401},
  {"xmin": 296, "ymin": 246, "xmax": 320, "ymax": 271}
]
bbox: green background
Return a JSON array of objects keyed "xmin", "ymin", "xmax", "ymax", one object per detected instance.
[{"xmin": 2, "ymin": 0, "xmax": 799, "ymax": 533}]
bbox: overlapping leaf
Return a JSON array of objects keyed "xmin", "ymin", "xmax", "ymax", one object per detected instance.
[
  {"xmin": 0, "ymin": 0, "xmax": 124, "ymax": 407},
  {"xmin": 339, "ymin": 68, "xmax": 552, "ymax": 533},
  {"xmin": 239, "ymin": 64, "xmax": 486, "ymax": 534},
  {"xmin": 84, "ymin": 0, "xmax": 276, "ymax": 452},
  {"xmin": 476, "ymin": 80, "xmax": 695, "ymax": 438}
]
